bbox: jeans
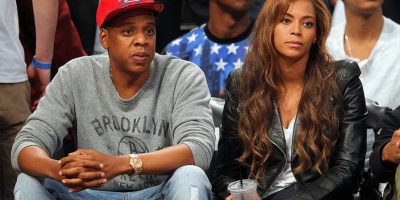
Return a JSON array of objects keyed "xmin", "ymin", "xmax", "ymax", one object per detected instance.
[{"xmin": 14, "ymin": 165, "xmax": 213, "ymax": 200}]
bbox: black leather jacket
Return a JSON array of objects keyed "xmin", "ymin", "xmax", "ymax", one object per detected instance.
[
  {"xmin": 369, "ymin": 106, "xmax": 400, "ymax": 199},
  {"xmin": 212, "ymin": 60, "xmax": 367, "ymax": 200}
]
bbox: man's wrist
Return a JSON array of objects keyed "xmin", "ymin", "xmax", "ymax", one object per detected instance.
[
  {"xmin": 48, "ymin": 159, "xmax": 62, "ymax": 181},
  {"xmin": 112, "ymin": 155, "xmax": 133, "ymax": 176},
  {"xmin": 31, "ymin": 56, "xmax": 52, "ymax": 70}
]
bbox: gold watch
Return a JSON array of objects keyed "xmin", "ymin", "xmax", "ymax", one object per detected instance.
[{"xmin": 128, "ymin": 154, "xmax": 143, "ymax": 175}]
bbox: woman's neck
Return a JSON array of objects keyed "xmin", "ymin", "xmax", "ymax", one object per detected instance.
[
  {"xmin": 277, "ymin": 58, "xmax": 305, "ymax": 128},
  {"xmin": 278, "ymin": 57, "xmax": 307, "ymax": 90}
]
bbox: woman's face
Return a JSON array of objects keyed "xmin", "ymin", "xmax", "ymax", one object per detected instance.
[{"xmin": 273, "ymin": 0, "xmax": 317, "ymax": 62}]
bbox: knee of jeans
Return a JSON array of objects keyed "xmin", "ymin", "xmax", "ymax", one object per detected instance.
[
  {"xmin": 14, "ymin": 173, "xmax": 38, "ymax": 199},
  {"xmin": 172, "ymin": 165, "xmax": 210, "ymax": 186},
  {"xmin": 166, "ymin": 166, "xmax": 212, "ymax": 200}
]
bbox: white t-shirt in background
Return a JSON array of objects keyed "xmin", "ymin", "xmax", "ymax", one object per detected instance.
[
  {"xmin": 0, "ymin": 0, "xmax": 27, "ymax": 83},
  {"xmin": 327, "ymin": 17, "xmax": 400, "ymax": 109}
]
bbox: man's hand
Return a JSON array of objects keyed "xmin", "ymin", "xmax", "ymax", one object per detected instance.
[
  {"xmin": 59, "ymin": 149, "xmax": 128, "ymax": 192},
  {"xmin": 59, "ymin": 150, "xmax": 107, "ymax": 192},
  {"xmin": 27, "ymin": 64, "xmax": 50, "ymax": 111},
  {"xmin": 382, "ymin": 130, "xmax": 400, "ymax": 164}
]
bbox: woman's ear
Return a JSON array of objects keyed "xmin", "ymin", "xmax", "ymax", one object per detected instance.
[{"xmin": 99, "ymin": 28, "xmax": 109, "ymax": 49}]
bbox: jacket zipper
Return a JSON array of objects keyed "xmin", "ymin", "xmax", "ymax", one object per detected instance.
[{"xmin": 268, "ymin": 139, "xmax": 287, "ymax": 187}]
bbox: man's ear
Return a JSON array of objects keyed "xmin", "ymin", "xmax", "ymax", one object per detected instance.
[{"xmin": 99, "ymin": 28, "xmax": 109, "ymax": 49}]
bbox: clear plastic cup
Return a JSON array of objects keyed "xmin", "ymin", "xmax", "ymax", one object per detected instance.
[{"xmin": 227, "ymin": 179, "xmax": 258, "ymax": 200}]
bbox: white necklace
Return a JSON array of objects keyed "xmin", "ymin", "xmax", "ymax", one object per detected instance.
[{"xmin": 344, "ymin": 34, "xmax": 353, "ymax": 57}]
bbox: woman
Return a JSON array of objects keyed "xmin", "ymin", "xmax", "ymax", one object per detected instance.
[{"xmin": 211, "ymin": 0, "xmax": 367, "ymax": 199}]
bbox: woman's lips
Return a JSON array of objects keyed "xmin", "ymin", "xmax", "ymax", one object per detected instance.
[{"xmin": 286, "ymin": 41, "xmax": 303, "ymax": 48}]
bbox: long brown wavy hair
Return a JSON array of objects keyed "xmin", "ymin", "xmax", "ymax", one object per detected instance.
[{"xmin": 238, "ymin": 0, "xmax": 343, "ymax": 181}]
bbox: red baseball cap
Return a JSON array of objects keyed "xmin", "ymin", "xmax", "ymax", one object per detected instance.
[{"xmin": 96, "ymin": 0, "xmax": 164, "ymax": 28}]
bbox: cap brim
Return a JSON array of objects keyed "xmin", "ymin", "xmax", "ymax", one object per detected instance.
[{"xmin": 103, "ymin": 3, "xmax": 163, "ymax": 27}]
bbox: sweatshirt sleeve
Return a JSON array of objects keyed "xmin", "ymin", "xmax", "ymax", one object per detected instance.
[
  {"xmin": 11, "ymin": 66, "xmax": 75, "ymax": 171},
  {"xmin": 170, "ymin": 61, "xmax": 215, "ymax": 170}
]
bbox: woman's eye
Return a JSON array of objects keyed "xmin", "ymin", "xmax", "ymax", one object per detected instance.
[
  {"xmin": 281, "ymin": 18, "xmax": 291, "ymax": 24},
  {"xmin": 303, "ymin": 21, "xmax": 314, "ymax": 28}
]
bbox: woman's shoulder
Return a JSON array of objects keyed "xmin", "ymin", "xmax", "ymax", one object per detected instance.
[
  {"xmin": 226, "ymin": 68, "xmax": 242, "ymax": 90},
  {"xmin": 335, "ymin": 59, "xmax": 361, "ymax": 79},
  {"xmin": 334, "ymin": 59, "xmax": 361, "ymax": 91}
]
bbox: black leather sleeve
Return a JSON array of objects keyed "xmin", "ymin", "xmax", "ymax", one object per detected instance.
[
  {"xmin": 369, "ymin": 106, "xmax": 400, "ymax": 182},
  {"xmin": 211, "ymin": 69, "xmax": 247, "ymax": 200},
  {"xmin": 295, "ymin": 60, "xmax": 368, "ymax": 199}
]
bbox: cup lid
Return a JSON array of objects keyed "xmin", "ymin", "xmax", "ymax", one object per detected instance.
[{"xmin": 227, "ymin": 179, "xmax": 258, "ymax": 193}]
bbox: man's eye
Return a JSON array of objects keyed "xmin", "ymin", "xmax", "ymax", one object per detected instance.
[
  {"xmin": 123, "ymin": 28, "xmax": 133, "ymax": 35},
  {"xmin": 303, "ymin": 22, "xmax": 314, "ymax": 28},
  {"xmin": 281, "ymin": 18, "xmax": 291, "ymax": 24},
  {"xmin": 145, "ymin": 28, "xmax": 155, "ymax": 35}
]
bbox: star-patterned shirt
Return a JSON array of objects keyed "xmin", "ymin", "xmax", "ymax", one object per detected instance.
[{"xmin": 165, "ymin": 23, "xmax": 252, "ymax": 98}]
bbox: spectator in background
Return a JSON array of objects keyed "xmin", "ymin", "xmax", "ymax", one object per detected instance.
[
  {"xmin": 187, "ymin": 0, "xmax": 265, "ymax": 25},
  {"xmin": 327, "ymin": 0, "xmax": 400, "ymax": 109},
  {"xmin": 17, "ymin": 0, "xmax": 87, "ymax": 91},
  {"xmin": 331, "ymin": 0, "xmax": 400, "ymax": 27},
  {"xmin": 212, "ymin": 0, "xmax": 367, "ymax": 199},
  {"xmin": 370, "ymin": 106, "xmax": 400, "ymax": 200},
  {"xmin": 0, "ymin": 0, "xmax": 57, "ymax": 199},
  {"xmin": 11, "ymin": 0, "xmax": 215, "ymax": 199},
  {"xmin": 328, "ymin": 2, "xmax": 400, "ymax": 198},
  {"xmin": 165, "ymin": 0, "xmax": 256, "ymax": 98}
]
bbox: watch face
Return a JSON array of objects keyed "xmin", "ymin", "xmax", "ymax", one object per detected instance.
[
  {"xmin": 129, "ymin": 154, "xmax": 143, "ymax": 175},
  {"xmin": 132, "ymin": 157, "xmax": 142, "ymax": 167}
]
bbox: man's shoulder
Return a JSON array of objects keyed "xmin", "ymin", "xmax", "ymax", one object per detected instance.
[
  {"xmin": 56, "ymin": 54, "xmax": 108, "ymax": 82},
  {"xmin": 383, "ymin": 17, "xmax": 400, "ymax": 45},
  {"xmin": 327, "ymin": 23, "xmax": 345, "ymax": 43},
  {"xmin": 153, "ymin": 54, "xmax": 204, "ymax": 83},
  {"xmin": 60, "ymin": 54, "xmax": 108, "ymax": 72},
  {"xmin": 154, "ymin": 53, "xmax": 201, "ymax": 72}
]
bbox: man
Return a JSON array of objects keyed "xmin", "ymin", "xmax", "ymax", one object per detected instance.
[
  {"xmin": 11, "ymin": 0, "xmax": 215, "ymax": 199},
  {"xmin": 165, "ymin": 0, "xmax": 256, "ymax": 98},
  {"xmin": 370, "ymin": 106, "xmax": 400, "ymax": 199},
  {"xmin": 0, "ymin": 0, "xmax": 57, "ymax": 199},
  {"xmin": 327, "ymin": 0, "xmax": 400, "ymax": 109},
  {"xmin": 186, "ymin": 0, "xmax": 264, "ymax": 25}
]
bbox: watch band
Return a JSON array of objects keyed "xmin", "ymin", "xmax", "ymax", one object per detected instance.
[{"xmin": 128, "ymin": 154, "xmax": 143, "ymax": 175}]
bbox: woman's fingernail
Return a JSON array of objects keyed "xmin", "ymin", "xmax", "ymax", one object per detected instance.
[
  {"xmin": 62, "ymin": 179, "xmax": 66, "ymax": 184},
  {"xmin": 102, "ymin": 179, "xmax": 107, "ymax": 183},
  {"xmin": 101, "ymin": 172, "xmax": 105, "ymax": 177},
  {"xmin": 59, "ymin": 171, "xmax": 63, "ymax": 176},
  {"xmin": 100, "ymin": 163, "xmax": 104, "ymax": 168}
]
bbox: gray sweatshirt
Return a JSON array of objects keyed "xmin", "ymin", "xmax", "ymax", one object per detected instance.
[{"xmin": 11, "ymin": 53, "xmax": 215, "ymax": 191}]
